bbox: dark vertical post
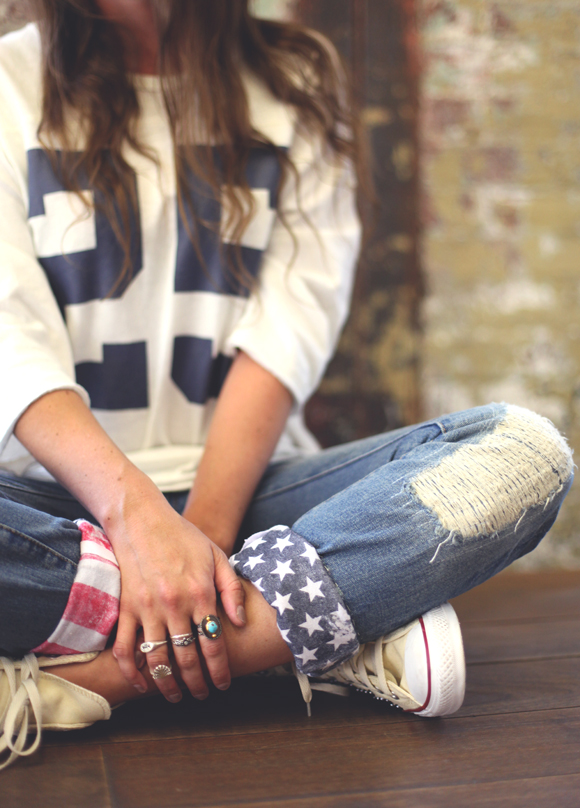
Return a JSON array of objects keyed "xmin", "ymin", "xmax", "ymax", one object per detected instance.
[{"xmin": 298, "ymin": 1, "xmax": 423, "ymax": 445}]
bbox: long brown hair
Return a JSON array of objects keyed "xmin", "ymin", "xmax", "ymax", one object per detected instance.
[{"xmin": 30, "ymin": 0, "xmax": 364, "ymax": 293}]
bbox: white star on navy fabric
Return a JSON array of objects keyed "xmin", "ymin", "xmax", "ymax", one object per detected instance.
[
  {"xmin": 294, "ymin": 646, "xmax": 318, "ymax": 665},
  {"xmin": 244, "ymin": 534, "xmax": 267, "ymax": 551},
  {"xmin": 271, "ymin": 591, "xmax": 293, "ymax": 614},
  {"xmin": 244, "ymin": 554, "xmax": 265, "ymax": 571},
  {"xmin": 299, "ymin": 613, "xmax": 323, "ymax": 637},
  {"xmin": 300, "ymin": 542, "xmax": 319, "ymax": 567},
  {"xmin": 252, "ymin": 578, "xmax": 265, "ymax": 593},
  {"xmin": 279, "ymin": 628, "xmax": 291, "ymax": 643},
  {"xmin": 300, "ymin": 577, "xmax": 325, "ymax": 602},
  {"xmin": 331, "ymin": 603, "xmax": 351, "ymax": 623},
  {"xmin": 272, "ymin": 534, "xmax": 294, "ymax": 553},
  {"xmin": 271, "ymin": 559, "xmax": 295, "ymax": 581},
  {"xmin": 327, "ymin": 632, "xmax": 354, "ymax": 650}
]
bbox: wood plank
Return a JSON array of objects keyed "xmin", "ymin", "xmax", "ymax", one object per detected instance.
[
  {"xmin": 0, "ymin": 743, "xmax": 111, "ymax": 808},
  {"xmin": 41, "ymin": 649, "xmax": 580, "ymax": 754},
  {"xmin": 103, "ymin": 708, "xmax": 580, "ymax": 807},
  {"xmin": 452, "ymin": 570, "xmax": 580, "ymax": 622},
  {"xmin": 215, "ymin": 773, "xmax": 580, "ymax": 808},
  {"xmin": 42, "ymin": 676, "xmax": 403, "ymax": 747},
  {"xmin": 11, "ymin": 657, "xmax": 580, "ymax": 808},
  {"xmin": 459, "ymin": 656, "xmax": 580, "ymax": 716},
  {"xmin": 462, "ymin": 617, "xmax": 580, "ymax": 664}
]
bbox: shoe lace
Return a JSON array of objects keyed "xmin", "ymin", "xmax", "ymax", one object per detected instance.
[
  {"xmin": 296, "ymin": 637, "xmax": 400, "ymax": 712},
  {"xmin": 0, "ymin": 654, "xmax": 43, "ymax": 770},
  {"xmin": 292, "ymin": 663, "xmax": 350, "ymax": 717},
  {"xmin": 327, "ymin": 639, "xmax": 399, "ymax": 700}
]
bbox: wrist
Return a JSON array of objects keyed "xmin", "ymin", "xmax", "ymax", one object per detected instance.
[
  {"xmin": 181, "ymin": 504, "xmax": 237, "ymax": 555},
  {"xmin": 91, "ymin": 463, "xmax": 168, "ymax": 537}
]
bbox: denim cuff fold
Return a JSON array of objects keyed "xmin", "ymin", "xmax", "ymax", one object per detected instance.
[
  {"xmin": 230, "ymin": 525, "xmax": 359, "ymax": 676},
  {"xmin": 32, "ymin": 520, "xmax": 120, "ymax": 655}
]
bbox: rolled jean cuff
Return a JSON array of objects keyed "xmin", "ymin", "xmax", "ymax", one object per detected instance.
[
  {"xmin": 230, "ymin": 525, "xmax": 360, "ymax": 676},
  {"xmin": 32, "ymin": 520, "xmax": 120, "ymax": 655}
]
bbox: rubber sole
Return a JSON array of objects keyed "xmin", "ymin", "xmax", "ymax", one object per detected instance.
[{"xmin": 410, "ymin": 602, "xmax": 466, "ymax": 717}]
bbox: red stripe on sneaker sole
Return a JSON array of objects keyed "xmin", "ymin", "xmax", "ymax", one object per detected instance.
[{"xmin": 406, "ymin": 616, "xmax": 432, "ymax": 713}]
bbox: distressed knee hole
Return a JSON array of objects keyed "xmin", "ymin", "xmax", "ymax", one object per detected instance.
[{"xmin": 411, "ymin": 405, "xmax": 573, "ymax": 539}]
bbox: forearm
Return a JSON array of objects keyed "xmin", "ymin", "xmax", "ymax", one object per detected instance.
[
  {"xmin": 183, "ymin": 350, "xmax": 293, "ymax": 554},
  {"xmin": 14, "ymin": 389, "xmax": 166, "ymax": 534}
]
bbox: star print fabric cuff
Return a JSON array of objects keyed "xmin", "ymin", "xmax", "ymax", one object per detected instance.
[{"xmin": 230, "ymin": 526, "xmax": 360, "ymax": 676}]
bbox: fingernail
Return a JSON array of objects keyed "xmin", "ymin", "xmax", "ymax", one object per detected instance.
[
  {"xmin": 195, "ymin": 693, "xmax": 209, "ymax": 701},
  {"xmin": 134, "ymin": 683, "xmax": 147, "ymax": 694},
  {"xmin": 237, "ymin": 605, "xmax": 247, "ymax": 625},
  {"xmin": 168, "ymin": 693, "xmax": 182, "ymax": 703},
  {"xmin": 112, "ymin": 649, "xmax": 118, "ymax": 660},
  {"xmin": 216, "ymin": 682, "xmax": 230, "ymax": 691}
]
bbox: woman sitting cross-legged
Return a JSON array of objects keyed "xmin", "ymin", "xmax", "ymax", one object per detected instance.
[{"xmin": 0, "ymin": 0, "xmax": 573, "ymax": 770}]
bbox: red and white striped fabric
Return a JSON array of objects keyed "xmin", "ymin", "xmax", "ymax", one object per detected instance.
[{"xmin": 32, "ymin": 520, "xmax": 120, "ymax": 655}]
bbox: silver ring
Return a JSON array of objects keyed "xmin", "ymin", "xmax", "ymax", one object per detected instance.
[
  {"xmin": 151, "ymin": 663, "xmax": 172, "ymax": 680},
  {"xmin": 196, "ymin": 615, "xmax": 222, "ymax": 640},
  {"xmin": 140, "ymin": 639, "xmax": 168, "ymax": 654},
  {"xmin": 171, "ymin": 632, "xmax": 196, "ymax": 647}
]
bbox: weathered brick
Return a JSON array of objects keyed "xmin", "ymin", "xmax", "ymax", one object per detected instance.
[{"xmin": 421, "ymin": 0, "xmax": 580, "ymax": 566}]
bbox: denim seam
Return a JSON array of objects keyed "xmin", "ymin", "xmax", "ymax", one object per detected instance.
[
  {"xmin": 253, "ymin": 432, "xmax": 438, "ymax": 502},
  {"xmin": 318, "ymin": 555, "xmax": 362, "ymax": 641},
  {"xmin": 0, "ymin": 522, "xmax": 79, "ymax": 567}
]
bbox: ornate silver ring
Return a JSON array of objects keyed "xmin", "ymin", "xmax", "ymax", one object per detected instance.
[{"xmin": 171, "ymin": 632, "xmax": 196, "ymax": 647}]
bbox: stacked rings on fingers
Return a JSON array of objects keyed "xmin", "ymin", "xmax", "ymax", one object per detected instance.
[
  {"xmin": 140, "ymin": 639, "xmax": 168, "ymax": 654},
  {"xmin": 151, "ymin": 664, "xmax": 172, "ymax": 680},
  {"xmin": 196, "ymin": 614, "xmax": 222, "ymax": 640},
  {"xmin": 171, "ymin": 632, "xmax": 196, "ymax": 647}
]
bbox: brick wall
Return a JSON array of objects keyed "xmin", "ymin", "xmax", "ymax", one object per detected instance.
[{"xmin": 421, "ymin": 0, "xmax": 580, "ymax": 566}]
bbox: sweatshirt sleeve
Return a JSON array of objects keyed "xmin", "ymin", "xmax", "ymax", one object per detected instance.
[
  {"xmin": 226, "ymin": 126, "xmax": 361, "ymax": 406},
  {"xmin": 0, "ymin": 146, "xmax": 90, "ymax": 456}
]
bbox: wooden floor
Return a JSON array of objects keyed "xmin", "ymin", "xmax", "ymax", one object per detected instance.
[{"xmin": 2, "ymin": 570, "xmax": 580, "ymax": 807}]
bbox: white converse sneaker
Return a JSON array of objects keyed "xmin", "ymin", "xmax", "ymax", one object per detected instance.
[
  {"xmin": 293, "ymin": 602, "xmax": 465, "ymax": 717},
  {"xmin": 0, "ymin": 653, "xmax": 111, "ymax": 770}
]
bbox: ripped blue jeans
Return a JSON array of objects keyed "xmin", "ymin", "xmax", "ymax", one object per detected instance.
[{"xmin": 0, "ymin": 402, "xmax": 573, "ymax": 655}]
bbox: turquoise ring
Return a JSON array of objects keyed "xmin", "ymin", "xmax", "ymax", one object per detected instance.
[{"xmin": 196, "ymin": 615, "xmax": 222, "ymax": 640}]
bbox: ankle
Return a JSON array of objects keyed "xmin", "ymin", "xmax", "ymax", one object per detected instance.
[
  {"xmin": 48, "ymin": 648, "xmax": 157, "ymax": 707},
  {"xmin": 218, "ymin": 580, "xmax": 293, "ymax": 678}
]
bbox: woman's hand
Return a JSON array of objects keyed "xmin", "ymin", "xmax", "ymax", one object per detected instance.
[
  {"xmin": 14, "ymin": 389, "xmax": 246, "ymax": 701},
  {"xmin": 109, "ymin": 495, "xmax": 246, "ymax": 701}
]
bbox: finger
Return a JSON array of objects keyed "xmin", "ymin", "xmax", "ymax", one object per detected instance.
[
  {"xmin": 214, "ymin": 549, "xmax": 246, "ymax": 627},
  {"xmin": 114, "ymin": 612, "xmax": 148, "ymax": 694},
  {"xmin": 168, "ymin": 623, "xmax": 209, "ymax": 700},
  {"xmin": 194, "ymin": 609, "xmax": 231, "ymax": 692},
  {"xmin": 141, "ymin": 623, "xmax": 182, "ymax": 703}
]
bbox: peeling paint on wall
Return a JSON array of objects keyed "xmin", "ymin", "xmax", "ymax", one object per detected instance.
[{"xmin": 421, "ymin": 0, "xmax": 580, "ymax": 566}]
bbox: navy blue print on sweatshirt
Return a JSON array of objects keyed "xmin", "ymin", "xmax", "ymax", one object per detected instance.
[
  {"xmin": 27, "ymin": 149, "xmax": 143, "ymax": 311},
  {"xmin": 174, "ymin": 146, "xmax": 283, "ymax": 296},
  {"xmin": 75, "ymin": 342, "xmax": 148, "ymax": 410},
  {"xmin": 171, "ymin": 336, "xmax": 232, "ymax": 404}
]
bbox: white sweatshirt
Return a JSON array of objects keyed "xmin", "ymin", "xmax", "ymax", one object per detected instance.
[{"xmin": 0, "ymin": 24, "xmax": 360, "ymax": 491}]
